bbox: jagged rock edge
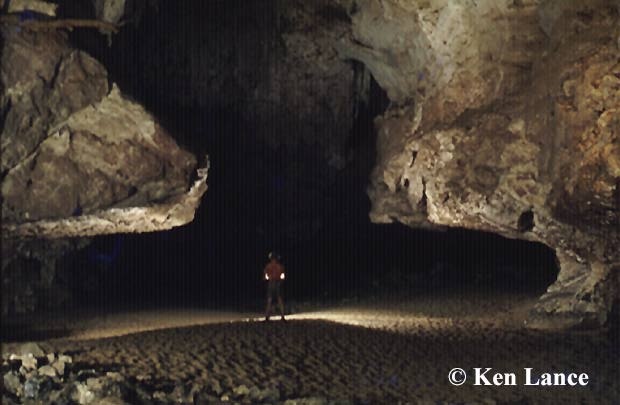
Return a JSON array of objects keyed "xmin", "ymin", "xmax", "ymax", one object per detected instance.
[{"xmin": 1, "ymin": 158, "xmax": 209, "ymax": 239}]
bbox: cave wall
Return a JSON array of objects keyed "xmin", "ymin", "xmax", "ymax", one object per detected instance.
[
  {"xmin": 335, "ymin": 0, "xmax": 620, "ymax": 329},
  {"xmin": 1, "ymin": 18, "xmax": 207, "ymax": 313},
  {"xmin": 1, "ymin": 27, "xmax": 198, "ymax": 223}
]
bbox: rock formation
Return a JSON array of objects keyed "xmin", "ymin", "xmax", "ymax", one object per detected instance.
[
  {"xmin": 1, "ymin": 27, "xmax": 202, "ymax": 225},
  {"xmin": 1, "ymin": 24, "xmax": 207, "ymax": 312},
  {"xmin": 336, "ymin": 0, "xmax": 619, "ymax": 329}
]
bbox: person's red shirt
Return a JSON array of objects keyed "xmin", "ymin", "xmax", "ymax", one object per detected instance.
[{"xmin": 264, "ymin": 261, "xmax": 285, "ymax": 281}]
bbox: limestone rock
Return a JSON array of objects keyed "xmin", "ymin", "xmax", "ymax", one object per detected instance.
[
  {"xmin": 1, "ymin": 28, "xmax": 108, "ymax": 173},
  {"xmin": 38, "ymin": 365, "xmax": 57, "ymax": 378},
  {"xmin": 7, "ymin": 0, "xmax": 58, "ymax": 16},
  {"xmin": 2, "ymin": 159, "xmax": 209, "ymax": 238},
  {"xmin": 336, "ymin": 0, "xmax": 546, "ymax": 128},
  {"xmin": 344, "ymin": 1, "xmax": 620, "ymax": 328},
  {"xmin": 3, "ymin": 371, "xmax": 22, "ymax": 397},
  {"xmin": 12, "ymin": 353, "xmax": 37, "ymax": 370},
  {"xmin": 1, "ymin": 26, "xmax": 207, "ymax": 239},
  {"xmin": 93, "ymin": 0, "xmax": 126, "ymax": 24},
  {"xmin": 2, "ymin": 81, "xmax": 196, "ymax": 223}
]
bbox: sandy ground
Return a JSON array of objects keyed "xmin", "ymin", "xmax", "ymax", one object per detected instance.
[{"xmin": 2, "ymin": 291, "xmax": 619, "ymax": 404}]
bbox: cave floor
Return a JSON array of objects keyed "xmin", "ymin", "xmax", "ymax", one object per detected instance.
[{"xmin": 3, "ymin": 291, "xmax": 619, "ymax": 404}]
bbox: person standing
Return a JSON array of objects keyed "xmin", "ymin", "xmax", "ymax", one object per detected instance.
[{"xmin": 263, "ymin": 251, "xmax": 286, "ymax": 321}]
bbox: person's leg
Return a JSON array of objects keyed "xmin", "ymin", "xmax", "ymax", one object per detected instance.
[
  {"xmin": 265, "ymin": 296, "xmax": 272, "ymax": 321},
  {"xmin": 277, "ymin": 282, "xmax": 285, "ymax": 320},
  {"xmin": 266, "ymin": 281, "xmax": 275, "ymax": 320},
  {"xmin": 277, "ymin": 295, "xmax": 285, "ymax": 321}
]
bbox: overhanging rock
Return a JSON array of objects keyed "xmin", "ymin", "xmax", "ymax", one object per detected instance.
[
  {"xmin": 336, "ymin": 0, "xmax": 620, "ymax": 329},
  {"xmin": 1, "ymin": 160, "xmax": 209, "ymax": 239},
  {"xmin": 1, "ymin": 27, "xmax": 209, "ymax": 239}
]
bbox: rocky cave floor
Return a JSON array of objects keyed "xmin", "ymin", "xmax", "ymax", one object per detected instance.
[{"xmin": 2, "ymin": 289, "xmax": 619, "ymax": 404}]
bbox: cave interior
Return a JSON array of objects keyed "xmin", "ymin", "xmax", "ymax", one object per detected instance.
[
  {"xmin": 1, "ymin": 1, "xmax": 619, "ymax": 403},
  {"xmin": 17, "ymin": 0, "xmax": 561, "ymax": 310}
]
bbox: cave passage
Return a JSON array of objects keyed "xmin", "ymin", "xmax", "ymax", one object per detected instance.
[
  {"xmin": 76, "ymin": 220, "xmax": 560, "ymax": 310},
  {"xmin": 63, "ymin": 90, "xmax": 560, "ymax": 311},
  {"xmin": 54, "ymin": 0, "xmax": 562, "ymax": 312}
]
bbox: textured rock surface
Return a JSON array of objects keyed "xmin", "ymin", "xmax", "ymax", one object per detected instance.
[
  {"xmin": 337, "ymin": 1, "xmax": 620, "ymax": 328},
  {"xmin": 1, "ymin": 27, "xmax": 203, "ymax": 227},
  {"xmin": 93, "ymin": 0, "xmax": 126, "ymax": 24},
  {"xmin": 336, "ymin": 0, "xmax": 544, "ymax": 129},
  {"xmin": 1, "ymin": 25, "xmax": 207, "ymax": 313},
  {"xmin": 2, "ymin": 161, "xmax": 209, "ymax": 238},
  {"xmin": 7, "ymin": 0, "xmax": 58, "ymax": 16}
]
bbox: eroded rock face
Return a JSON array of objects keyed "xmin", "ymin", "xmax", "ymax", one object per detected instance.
[
  {"xmin": 1, "ymin": 27, "xmax": 203, "ymax": 227},
  {"xmin": 337, "ymin": 1, "xmax": 619, "ymax": 328},
  {"xmin": 1, "ymin": 26, "xmax": 207, "ymax": 312}
]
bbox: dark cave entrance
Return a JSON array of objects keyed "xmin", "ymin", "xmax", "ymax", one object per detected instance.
[{"xmin": 58, "ymin": 0, "xmax": 560, "ymax": 311}]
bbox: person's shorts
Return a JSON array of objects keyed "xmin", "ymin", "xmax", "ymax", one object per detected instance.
[{"xmin": 267, "ymin": 280, "xmax": 282, "ymax": 299}]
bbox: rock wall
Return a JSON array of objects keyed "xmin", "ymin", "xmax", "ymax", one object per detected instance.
[
  {"xmin": 1, "ymin": 27, "xmax": 198, "ymax": 223},
  {"xmin": 337, "ymin": 0, "xmax": 619, "ymax": 329},
  {"xmin": 1, "ymin": 25, "xmax": 207, "ymax": 313}
]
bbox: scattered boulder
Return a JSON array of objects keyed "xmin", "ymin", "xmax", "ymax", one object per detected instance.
[
  {"xmin": 37, "ymin": 365, "xmax": 57, "ymax": 378},
  {"xmin": 13, "ymin": 353, "xmax": 37, "ymax": 371},
  {"xmin": 233, "ymin": 383, "xmax": 250, "ymax": 397},
  {"xmin": 1, "ymin": 345, "xmax": 356, "ymax": 404},
  {"xmin": 23, "ymin": 376, "xmax": 41, "ymax": 399},
  {"xmin": 3, "ymin": 371, "xmax": 22, "ymax": 397},
  {"xmin": 72, "ymin": 382, "xmax": 96, "ymax": 404}
]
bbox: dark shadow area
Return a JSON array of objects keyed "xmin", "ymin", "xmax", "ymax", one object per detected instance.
[
  {"xmin": 0, "ymin": 325, "xmax": 70, "ymax": 342},
  {"xmin": 64, "ymin": 222, "xmax": 559, "ymax": 312}
]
